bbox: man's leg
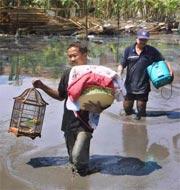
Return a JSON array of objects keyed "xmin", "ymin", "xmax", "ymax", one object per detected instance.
[
  {"xmin": 64, "ymin": 130, "xmax": 77, "ymax": 164},
  {"xmin": 136, "ymin": 93, "xmax": 148, "ymax": 118},
  {"xmin": 72, "ymin": 128, "xmax": 92, "ymax": 175},
  {"xmin": 136, "ymin": 100, "xmax": 147, "ymax": 120},
  {"xmin": 123, "ymin": 99, "xmax": 135, "ymax": 115}
]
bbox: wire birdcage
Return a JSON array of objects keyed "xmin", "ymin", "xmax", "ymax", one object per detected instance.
[{"xmin": 8, "ymin": 88, "xmax": 48, "ymax": 139}]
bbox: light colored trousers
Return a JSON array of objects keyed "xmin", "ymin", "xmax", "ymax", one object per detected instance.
[{"xmin": 64, "ymin": 127, "xmax": 92, "ymax": 173}]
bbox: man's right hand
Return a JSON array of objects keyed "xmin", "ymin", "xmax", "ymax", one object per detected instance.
[{"xmin": 32, "ymin": 80, "xmax": 44, "ymax": 89}]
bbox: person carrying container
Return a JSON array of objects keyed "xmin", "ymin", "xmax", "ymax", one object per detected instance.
[{"xmin": 117, "ymin": 29, "xmax": 174, "ymax": 120}]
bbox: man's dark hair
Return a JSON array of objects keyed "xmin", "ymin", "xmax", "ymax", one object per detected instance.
[{"xmin": 67, "ymin": 41, "xmax": 88, "ymax": 54}]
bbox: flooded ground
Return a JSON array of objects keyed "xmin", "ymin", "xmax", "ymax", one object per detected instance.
[{"xmin": 0, "ymin": 35, "xmax": 180, "ymax": 190}]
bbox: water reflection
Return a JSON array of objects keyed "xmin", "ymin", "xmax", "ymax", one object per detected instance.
[
  {"xmin": 173, "ymin": 133, "xmax": 180, "ymax": 162},
  {"xmin": 122, "ymin": 123, "xmax": 170, "ymax": 162},
  {"xmin": 148, "ymin": 142, "xmax": 169, "ymax": 161},
  {"xmin": 0, "ymin": 36, "xmax": 72, "ymax": 84},
  {"xmin": 122, "ymin": 124, "xmax": 148, "ymax": 161},
  {"xmin": 0, "ymin": 35, "xmax": 180, "ymax": 87}
]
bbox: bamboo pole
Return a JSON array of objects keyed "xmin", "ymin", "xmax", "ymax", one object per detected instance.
[{"xmin": 85, "ymin": 0, "xmax": 88, "ymax": 40}]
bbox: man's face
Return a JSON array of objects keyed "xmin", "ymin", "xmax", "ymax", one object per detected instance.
[
  {"xmin": 136, "ymin": 38, "xmax": 148, "ymax": 48},
  {"xmin": 67, "ymin": 46, "xmax": 87, "ymax": 66}
]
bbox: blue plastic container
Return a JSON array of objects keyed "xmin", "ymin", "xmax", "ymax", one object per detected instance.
[{"xmin": 147, "ymin": 61, "xmax": 173, "ymax": 89}]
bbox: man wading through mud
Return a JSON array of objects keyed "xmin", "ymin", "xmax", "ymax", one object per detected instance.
[
  {"xmin": 117, "ymin": 29, "xmax": 174, "ymax": 120},
  {"xmin": 32, "ymin": 42, "xmax": 103, "ymax": 176}
]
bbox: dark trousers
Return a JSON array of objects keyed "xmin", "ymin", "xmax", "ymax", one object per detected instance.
[{"xmin": 64, "ymin": 127, "xmax": 92, "ymax": 173}]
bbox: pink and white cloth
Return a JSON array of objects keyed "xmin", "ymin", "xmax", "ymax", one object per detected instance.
[{"xmin": 66, "ymin": 65, "xmax": 126, "ymax": 111}]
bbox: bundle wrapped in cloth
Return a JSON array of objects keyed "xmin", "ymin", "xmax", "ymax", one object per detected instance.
[
  {"xmin": 79, "ymin": 85, "xmax": 114, "ymax": 110},
  {"xmin": 66, "ymin": 65, "xmax": 126, "ymax": 111}
]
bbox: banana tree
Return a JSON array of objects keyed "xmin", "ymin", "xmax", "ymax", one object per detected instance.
[{"xmin": 163, "ymin": 0, "xmax": 180, "ymax": 20}]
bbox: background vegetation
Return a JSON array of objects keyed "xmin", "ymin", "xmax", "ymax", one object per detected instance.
[{"xmin": 1, "ymin": 0, "xmax": 180, "ymax": 22}]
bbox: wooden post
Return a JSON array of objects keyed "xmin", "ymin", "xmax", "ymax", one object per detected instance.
[
  {"xmin": 117, "ymin": 1, "xmax": 120, "ymax": 32},
  {"xmin": 47, "ymin": 0, "xmax": 50, "ymax": 10},
  {"xmin": 17, "ymin": 0, "xmax": 20, "ymax": 7},
  {"xmin": 116, "ymin": 1, "xmax": 120, "ymax": 63},
  {"xmin": 85, "ymin": 0, "xmax": 88, "ymax": 40}
]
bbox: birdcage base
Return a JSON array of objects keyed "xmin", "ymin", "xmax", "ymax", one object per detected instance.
[
  {"xmin": 8, "ymin": 127, "xmax": 18, "ymax": 135},
  {"xmin": 8, "ymin": 127, "xmax": 41, "ymax": 140},
  {"xmin": 17, "ymin": 130, "xmax": 41, "ymax": 140}
]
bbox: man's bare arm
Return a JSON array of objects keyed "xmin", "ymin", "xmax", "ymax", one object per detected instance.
[{"xmin": 32, "ymin": 80, "xmax": 64, "ymax": 101}]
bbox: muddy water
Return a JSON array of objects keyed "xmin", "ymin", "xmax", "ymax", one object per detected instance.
[{"xmin": 0, "ymin": 35, "xmax": 180, "ymax": 190}]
